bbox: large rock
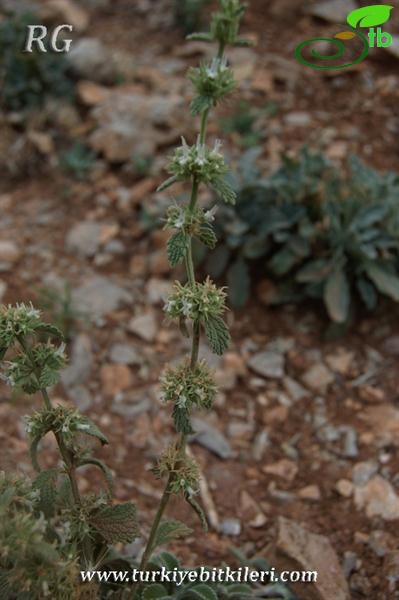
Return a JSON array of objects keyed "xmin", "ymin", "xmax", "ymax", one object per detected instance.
[
  {"xmin": 268, "ymin": 517, "xmax": 350, "ymax": 600},
  {"xmin": 247, "ymin": 350, "xmax": 285, "ymax": 379}
]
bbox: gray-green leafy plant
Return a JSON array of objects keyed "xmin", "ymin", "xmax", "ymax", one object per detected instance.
[{"xmin": 203, "ymin": 147, "xmax": 399, "ymax": 324}]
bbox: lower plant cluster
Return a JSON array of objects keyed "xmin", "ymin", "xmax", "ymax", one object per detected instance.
[{"xmin": 201, "ymin": 147, "xmax": 399, "ymax": 324}]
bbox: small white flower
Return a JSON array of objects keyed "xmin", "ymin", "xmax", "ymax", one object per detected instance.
[
  {"xmin": 204, "ymin": 206, "xmax": 218, "ymax": 222},
  {"xmin": 177, "ymin": 394, "xmax": 187, "ymax": 408},
  {"xmin": 182, "ymin": 300, "xmax": 193, "ymax": 317},
  {"xmin": 76, "ymin": 423, "xmax": 90, "ymax": 430}
]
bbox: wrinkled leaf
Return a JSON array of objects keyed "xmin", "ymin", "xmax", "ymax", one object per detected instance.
[
  {"xmin": 89, "ymin": 502, "xmax": 139, "ymax": 544},
  {"xmin": 33, "ymin": 468, "xmax": 58, "ymax": 518},
  {"xmin": 151, "ymin": 520, "xmax": 192, "ymax": 553},
  {"xmin": 210, "ymin": 177, "xmax": 237, "ymax": 205},
  {"xmin": 203, "ymin": 315, "xmax": 230, "ymax": 355},
  {"xmin": 167, "ymin": 232, "xmax": 188, "ymax": 267},
  {"xmin": 347, "ymin": 5, "xmax": 393, "ymax": 28},
  {"xmin": 324, "ymin": 268, "xmax": 350, "ymax": 323},
  {"xmin": 76, "ymin": 417, "xmax": 108, "ymax": 445}
]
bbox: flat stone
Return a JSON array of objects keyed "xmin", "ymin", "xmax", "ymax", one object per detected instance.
[
  {"xmin": 73, "ymin": 276, "xmax": 130, "ymax": 319},
  {"xmin": 361, "ymin": 404, "xmax": 399, "ymax": 446},
  {"xmin": 269, "ymin": 517, "xmax": 350, "ymax": 600},
  {"xmin": 109, "ymin": 343, "xmax": 141, "ymax": 365},
  {"xmin": 302, "ymin": 363, "xmax": 334, "ymax": 392},
  {"xmin": 100, "ymin": 364, "xmax": 133, "ymax": 396},
  {"xmin": 354, "ymin": 476, "xmax": 399, "ymax": 521},
  {"xmin": 335, "ymin": 479, "xmax": 353, "ymax": 498},
  {"xmin": 283, "ymin": 376, "xmax": 308, "ymax": 402},
  {"xmin": 66, "ymin": 221, "xmax": 115, "ymax": 258},
  {"xmin": 191, "ymin": 417, "xmax": 234, "ymax": 459},
  {"xmin": 284, "ymin": 111, "xmax": 312, "ymax": 127},
  {"xmin": 264, "ymin": 459, "xmax": 298, "ymax": 482},
  {"xmin": 352, "ymin": 461, "xmax": 378, "ymax": 486},
  {"xmin": 325, "ymin": 349, "xmax": 354, "ymax": 375},
  {"xmin": 298, "ymin": 485, "xmax": 321, "ymax": 502},
  {"xmin": 128, "ymin": 312, "xmax": 157, "ymax": 342},
  {"xmin": 248, "ymin": 350, "xmax": 285, "ymax": 379},
  {"xmin": 220, "ymin": 518, "xmax": 241, "ymax": 537}
]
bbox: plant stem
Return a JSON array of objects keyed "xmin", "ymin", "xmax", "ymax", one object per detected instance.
[
  {"xmin": 18, "ymin": 337, "xmax": 90, "ymax": 564},
  {"xmin": 132, "ymin": 45, "xmax": 226, "ymax": 597}
]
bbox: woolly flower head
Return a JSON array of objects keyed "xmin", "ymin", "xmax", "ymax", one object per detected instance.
[
  {"xmin": 164, "ymin": 277, "xmax": 227, "ymax": 321},
  {"xmin": 0, "ymin": 303, "xmax": 42, "ymax": 348},
  {"xmin": 169, "ymin": 136, "xmax": 227, "ymax": 183},
  {"xmin": 153, "ymin": 442, "xmax": 200, "ymax": 496},
  {"xmin": 160, "ymin": 360, "xmax": 217, "ymax": 412},
  {"xmin": 189, "ymin": 57, "xmax": 235, "ymax": 114}
]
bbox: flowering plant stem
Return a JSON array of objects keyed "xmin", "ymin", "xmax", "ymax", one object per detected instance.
[
  {"xmin": 132, "ymin": 50, "xmax": 223, "ymax": 600},
  {"xmin": 16, "ymin": 335, "xmax": 92, "ymax": 564}
]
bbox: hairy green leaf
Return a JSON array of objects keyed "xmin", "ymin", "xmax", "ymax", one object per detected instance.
[
  {"xmin": 151, "ymin": 520, "xmax": 192, "ymax": 553},
  {"xmin": 204, "ymin": 315, "xmax": 230, "ymax": 355},
  {"xmin": 172, "ymin": 404, "xmax": 194, "ymax": 434},
  {"xmin": 167, "ymin": 232, "xmax": 188, "ymax": 267},
  {"xmin": 198, "ymin": 223, "xmax": 217, "ymax": 249},
  {"xmin": 157, "ymin": 175, "xmax": 179, "ymax": 192},
  {"xmin": 89, "ymin": 502, "xmax": 139, "ymax": 544},
  {"xmin": 76, "ymin": 417, "xmax": 109, "ymax": 445},
  {"xmin": 33, "ymin": 469, "xmax": 58, "ymax": 518},
  {"xmin": 210, "ymin": 177, "xmax": 237, "ymax": 205}
]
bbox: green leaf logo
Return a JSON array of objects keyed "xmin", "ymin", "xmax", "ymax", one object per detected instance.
[{"xmin": 347, "ymin": 5, "xmax": 393, "ymax": 28}]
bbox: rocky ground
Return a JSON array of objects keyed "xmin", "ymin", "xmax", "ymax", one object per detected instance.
[{"xmin": 1, "ymin": 1, "xmax": 399, "ymax": 599}]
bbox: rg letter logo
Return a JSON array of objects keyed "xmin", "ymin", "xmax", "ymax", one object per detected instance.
[{"xmin": 24, "ymin": 24, "xmax": 74, "ymax": 53}]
